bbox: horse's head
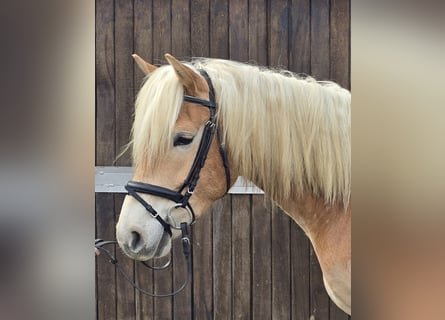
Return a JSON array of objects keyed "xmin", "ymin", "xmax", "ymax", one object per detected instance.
[{"xmin": 116, "ymin": 54, "xmax": 232, "ymax": 261}]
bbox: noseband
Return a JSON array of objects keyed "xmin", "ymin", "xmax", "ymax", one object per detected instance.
[
  {"xmin": 96, "ymin": 69, "xmax": 230, "ymax": 297},
  {"xmin": 125, "ymin": 69, "xmax": 230, "ymax": 236}
]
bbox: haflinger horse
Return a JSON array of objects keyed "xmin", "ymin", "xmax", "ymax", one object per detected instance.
[{"xmin": 116, "ymin": 53, "xmax": 351, "ymax": 314}]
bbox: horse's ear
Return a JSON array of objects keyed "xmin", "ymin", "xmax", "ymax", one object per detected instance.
[
  {"xmin": 165, "ymin": 53, "xmax": 201, "ymax": 93},
  {"xmin": 132, "ymin": 54, "xmax": 157, "ymax": 75}
]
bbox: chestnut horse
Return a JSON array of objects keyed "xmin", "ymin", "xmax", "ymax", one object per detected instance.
[{"xmin": 116, "ymin": 54, "xmax": 351, "ymax": 314}]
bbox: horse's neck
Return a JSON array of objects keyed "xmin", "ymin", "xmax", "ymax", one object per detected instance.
[
  {"xmin": 279, "ymin": 195, "xmax": 350, "ymax": 245},
  {"xmin": 278, "ymin": 194, "xmax": 351, "ymax": 314}
]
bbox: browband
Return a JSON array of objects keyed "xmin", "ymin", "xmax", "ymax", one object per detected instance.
[{"xmin": 184, "ymin": 95, "xmax": 215, "ymax": 108}]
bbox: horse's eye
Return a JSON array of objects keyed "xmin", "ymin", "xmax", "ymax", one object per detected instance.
[{"xmin": 173, "ymin": 135, "xmax": 194, "ymax": 147}]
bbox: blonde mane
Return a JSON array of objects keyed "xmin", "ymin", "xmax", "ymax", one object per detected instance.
[{"xmin": 132, "ymin": 58, "xmax": 351, "ymax": 207}]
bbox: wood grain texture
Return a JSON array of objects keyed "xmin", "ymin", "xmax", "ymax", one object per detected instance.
[
  {"xmin": 131, "ymin": 7, "xmax": 156, "ymax": 317},
  {"xmin": 172, "ymin": 0, "xmax": 191, "ymax": 58},
  {"xmin": 229, "ymin": 0, "xmax": 249, "ymax": 62},
  {"xmin": 96, "ymin": 193, "xmax": 116, "ymax": 320},
  {"xmin": 330, "ymin": 299, "xmax": 351, "ymax": 320},
  {"xmin": 134, "ymin": 258, "xmax": 154, "ymax": 319},
  {"xmin": 311, "ymin": 0, "xmax": 331, "ymax": 80},
  {"xmin": 310, "ymin": 246, "xmax": 330, "ymax": 320},
  {"xmin": 251, "ymin": 196, "xmax": 272, "ymax": 320},
  {"xmin": 151, "ymin": 3, "xmax": 173, "ymax": 317},
  {"xmin": 189, "ymin": 3, "xmax": 212, "ymax": 318},
  {"xmin": 291, "ymin": 225, "xmax": 311, "ymax": 320},
  {"xmin": 134, "ymin": 0, "xmax": 153, "ymax": 79},
  {"xmin": 248, "ymin": 0, "xmax": 268, "ymax": 65},
  {"xmin": 95, "ymin": 0, "xmax": 115, "ymax": 166},
  {"xmin": 191, "ymin": 0, "xmax": 210, "ymax": 57},
  {"xmin": 192, "ymin": 211, "xmax": 213, "ymax": 319},
  {"xmin": 289, "ymin": 0, "xmax": 311, "ymax": 74},
  {"xmin": 152, "ymin": 257, "xmax": 173, "ymax": 319},
  {"xmin": 269, "ymin": 0, "xmax": 289, "ymax": 68},
  {"xmin": 288, "ymin": 8, "xmax": 312, "ymax": 316},
  {"xmin": 114, "ymin": 194, "xmax": 136, "ymax": 320},
  {"xmin": 210, "ymin": 0, "xmax": 229, "ymax": 58},
  {"xmin": 232, "ymin": 195, "xmax": 252, "ymax": 319},
  {"xmin": 271, "ymin": 205, "xmax": 291, "ymax": 320},
  {"xmin": 115, "ymin": 0, "xmax": 134, "ymax": 166},
  {"xmin": 153, "ymin": 0, "xmax": 172, "ymax": 64},
  {"xmin": 213, "ymin": 195, "xmax": 232, "ymax": 318},
  {"xmin": 330, "ymin": 0, "xmax": 350, "ymax": 89},
  {"xmin": 171, "ymin": 4, "xmax": 192, "ymax": 315}
]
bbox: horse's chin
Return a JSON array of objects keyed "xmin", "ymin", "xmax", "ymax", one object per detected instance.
[
  {"xmin": 118, "ymin": 230, "xmax": 172, "ymax": 261},
  {"xmin": 151, "ymin": 232, "xmax": 172, "ymax": 258}
]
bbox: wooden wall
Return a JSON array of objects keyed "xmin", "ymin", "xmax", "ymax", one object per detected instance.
[{"xmin": 95, "ymin": 0, "xmax": 350, "ymax": 319}]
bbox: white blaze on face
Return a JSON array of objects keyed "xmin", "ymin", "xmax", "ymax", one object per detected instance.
[{"xmin": 116, "ymin": 195, "xmax": 172, "ymax": 260}]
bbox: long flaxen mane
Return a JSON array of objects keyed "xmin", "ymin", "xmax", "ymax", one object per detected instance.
[{"xmin": 132, "ymin": 58, "xmax": 350, "ymax": 207}]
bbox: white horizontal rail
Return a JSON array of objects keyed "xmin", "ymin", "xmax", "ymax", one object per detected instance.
[{"xmin": 95, "ymin": 166, "xmax": 264, "ymax": 194}]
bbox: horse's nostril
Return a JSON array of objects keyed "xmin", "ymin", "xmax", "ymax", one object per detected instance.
[{"xmin": 130, "ymin": 231, "xmax": 142, "ymax": 251}]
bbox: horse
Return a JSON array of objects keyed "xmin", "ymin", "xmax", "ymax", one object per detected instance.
[{"xmin": 116, "ymin": 53, "xmax": 351, "ymax": 314}]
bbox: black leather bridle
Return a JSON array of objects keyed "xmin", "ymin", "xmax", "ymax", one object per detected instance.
[
  {"xmin": 95, "ymin": 69, "xmax": 230, "ymax": 297},
  {"xmin": 125, "ymin": 69, "xmax": 230, "ymax": 236}
]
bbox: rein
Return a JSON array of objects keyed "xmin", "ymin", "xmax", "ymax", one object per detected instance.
[
  {"xmin": 95, "ymin": 222, "xmax": 191, "ymax": 298},
  {"xmin": 95, "ymin": 69, "xmax": 230, "ymax": 297}
]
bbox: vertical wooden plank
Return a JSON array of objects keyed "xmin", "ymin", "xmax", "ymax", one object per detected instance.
[
  {"xmin": 269, "ymin": 1, "xmax": 291, "ymax": 318},
  {"xmin": 310, "ymin": 1, "xmax": 331, "ymax": 319},
  {"xmin": 209, "ymin": 0, "xmax": 229, "ymax": 58},
  {"xmin": 152, "ymin": 0, "xmax": 172, "ymax": 63},
  {"xmin": 153, "ymin": 254, "xmax": 172, "ymax": 320},
  {"xmin": 96, "ymin": 0, "xmax": 115, "ymax": 166},
  {"xmin": 96, "ymin": 194, "xmax": 117, "ymax": 320},
  {"xmin": 311, "ymin": 0, "xmax": 330, "ymax": 79},
  {"xmin": 330, "ymin": 299, "xmax": 350, "ymax": 320},
  {"xmin": 290, "ymin": 225, "xmax": 311, "ymax": 320},
  {"xmin": 189, "ymin": 1, "xmax": 213, "ymax": 319},
  {"xmin": 289, "ymin": 0, "xmax": 311, "ymax": 74},
  {"xmin": 134, "ymin": 0, "xmax": 153, "ymax": 82},
  {"xmin": 310, "ymin": 246, "xmax": 330, "ymax": 320},
  {"xmin": 96, "ymin": 0, "xmax": 117, "ymax": 318},
  {"xmin": 171, "ymin": 2, "xmax": 192, "ymax": 317},
  {"xmin": 288, "ymin": 1, "xmax": 311, "ymax": 319},
  {"xmin": 172, "ymin": 236, "xmax": 192, "ymax": 319},
  {"xmin": 248, "ymin": 0, "xmax": 268, "ymax": 65},
  {"xmin": 151, "ymin": 2, "xmax": 174, "ymax": 319},
  {"xmin": 114, "ymin": 194, "xmax": 136, "ymax": 319},
  {"xmin": 190, "ymin": 0, "xmax": 209, "ymax": 57},
  {"xmin": 271, "ymin": 205, "xmax": 291, "ymax": 319},
  {"xmin": 132, "ymin": 5, "xmax": 156, "ymax": 318},
  {"xmin": 192, "ymin": 210, "xmax": 214, "ymax": 319},
  {"xmin": 232, "ymin": 195, "xmax": 252, "ymax": 319},
  {"xmin": 213, "ymin": 195, "xmax": 232, "ymax": 318},
  {"xmin": 115, "ymin": 0, "xmax": 134, "ymax": 167},
  {"xmin": 248, "ymin": 2, "xmax": 269, "ymax": 312},
  {"xmin": 229, "ymin": 0, "xmax": 248, "ymax": 62},
  {"xmin": 330, "ymin": 3, "xmax": 350, "ymax": 319},
  {"xmin": 132, "ymin": 6, "xmax": 155, "ymax": 318},
  {"xmin": 251, "ymin": 195, "xmax": 272, "ymax": 320},
  {"xmin": 268, "ymin": 0, "xmax": 289, "ymax": 68},
  {"xmin": 134, "ymin": 258, "xmax": 154, "ymax": 319},
  {"xmin": 172, "ymin": 0, "xmax": 191, "ymax": 58},
  {"xmin": 330, "ymin": 0, "xmax": 350, "ymax": 89},
  {"xmin": 96, "ymin": 0, "xmax": 117, "ymax": 316}
]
